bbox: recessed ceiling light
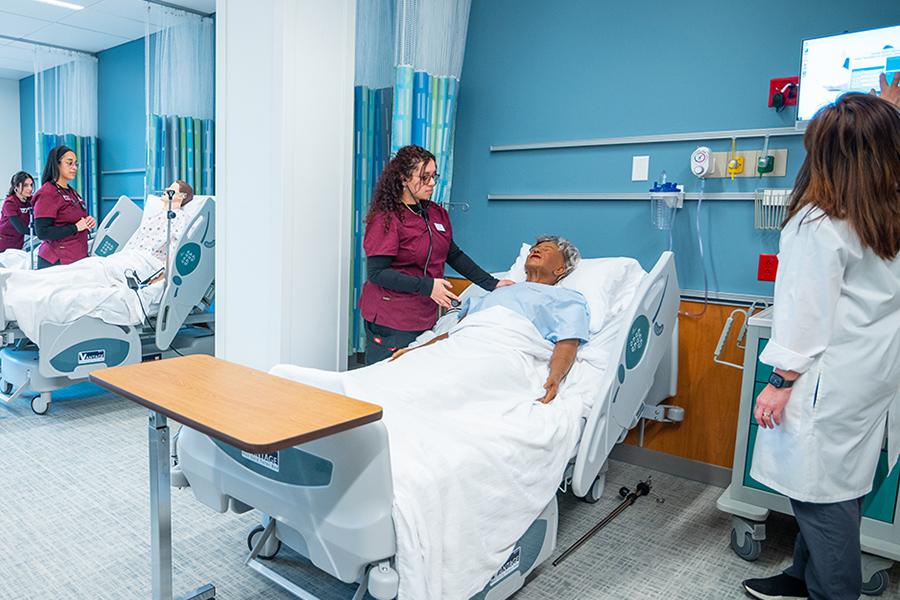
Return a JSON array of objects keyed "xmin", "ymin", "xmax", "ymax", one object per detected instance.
[{"xmin": 34, "ymin": 0, "xmax": 85, "ymax": 10}]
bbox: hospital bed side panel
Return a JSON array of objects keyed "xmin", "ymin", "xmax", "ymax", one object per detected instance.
[
  {"xmin": 572, "ymin": 252, "xmax": 680, "ymax": 497},
  {"xmin": 178, "ymin": 422, "xmax": 396, "ymax": 584},
  {"xmin": 37, "ymin": 318, "xmax": 142, "ymax": 379},
  {"xmin": 91, "ymin": 195, "xmax": 143, "ymax": 257},
  {"xmin": 156, "ymin": 198, "xmax": 215, "ymax": 350}
]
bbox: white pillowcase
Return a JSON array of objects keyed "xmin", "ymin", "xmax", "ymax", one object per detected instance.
[{"xmin": 504, "ymin": 242, "xmax": 646, "ymax": 333}]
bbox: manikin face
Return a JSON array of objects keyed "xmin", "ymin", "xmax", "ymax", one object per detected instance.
[
  {"xmin": 524, "ymin": 241, "xmax": 567, "ymax": 284},
  {"xmin": 15, "ymin": 178, "xmax": 33, "ymax": 200},
  {"xmin": 165, "ymin": 182, "xmax": 187, "ymax": 208},
  {"xmin": 58, "ymin": 151, "xmax": 78, "ymax": 182},
  {"xmin": 403, "ymin": 159, "xmax": 438, "ymax": 202}
]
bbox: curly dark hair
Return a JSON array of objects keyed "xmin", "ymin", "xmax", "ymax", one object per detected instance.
[{"xmin": 366, "ymin": 145, "xmax": 436, "ymax": 230}]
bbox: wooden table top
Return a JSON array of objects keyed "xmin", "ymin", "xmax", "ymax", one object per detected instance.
[{"xmin": 90, "ymin": 355, "xmax": 382, "ymax": 453}]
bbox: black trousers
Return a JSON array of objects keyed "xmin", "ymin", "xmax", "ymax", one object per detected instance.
[
  {"xmin": 364, "ymin": 321, "xmax": 425, "ymax": 365},
  {"xmin": 784, "ymin": 496, "xmax": 865, "ymax": 600},
  {"xmin": 36, "ymin": 256, "xmax": 59, "ymax": 269}
]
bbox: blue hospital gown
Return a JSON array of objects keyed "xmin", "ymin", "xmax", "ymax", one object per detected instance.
[{"xmin": 459, "ymin": 282, "xmax": 591, "ymax": 343}]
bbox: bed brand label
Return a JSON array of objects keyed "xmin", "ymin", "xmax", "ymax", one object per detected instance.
[
  {"xmin": 77, "ymin": 349, "xmax": 106, "ymax": 365},
  {"xmin": 489, "ymin": 547, "xmax": 520, "ymax": 586},
  {"xmin": 241, "ymin": 451, "xmax": 280, "ymax": 473}
]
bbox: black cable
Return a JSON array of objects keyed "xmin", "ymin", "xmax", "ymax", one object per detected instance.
[{"xmin": 125, "ymin": 268, "xmax": 152, "ymax": 327}]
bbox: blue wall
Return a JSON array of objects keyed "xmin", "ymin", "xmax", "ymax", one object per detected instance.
[
  {"xmin": 19, "ymin": 38, "xmax": 147, "ymax": 218},
  {"xmin": 97, "ymin": 38, "xmax": 146, "ymax": 216},
  {"xmin": 451, "ymin": 1, "xmax": 900, "ymax": 295}
]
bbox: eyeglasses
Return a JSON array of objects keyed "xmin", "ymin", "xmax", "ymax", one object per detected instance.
[
  {"xmin": 420, "ymin": 173, "xmax": 440, "ymax": 184},
  {"xmin": 62, "ymin": 161, "xmax": 79, "ymax": 168}
]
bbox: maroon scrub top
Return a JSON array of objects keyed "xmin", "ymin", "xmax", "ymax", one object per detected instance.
[
  {"xmin": 0, "ymin": 193, "xmax": 31, "ymax": 252},
  {"xmin": 359, "ymin": 201, "xmax": 453, "ymax": 331},
  {"xmin": 32, "ymin": 181, "xmax": 89, "ymax": 265}
]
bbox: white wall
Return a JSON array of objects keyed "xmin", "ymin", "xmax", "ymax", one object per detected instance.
[
  {"xmin": 0, "ymin": 79, "xmax": 22, "ymax": 183},
  {"xmin": 215, "ymin": 0, "xmax": 355, "ymax": 372}
]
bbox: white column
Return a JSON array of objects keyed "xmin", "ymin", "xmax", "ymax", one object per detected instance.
[{"xmin": 215, "ymin": 0, "xmax": 355, "ymax": 372}]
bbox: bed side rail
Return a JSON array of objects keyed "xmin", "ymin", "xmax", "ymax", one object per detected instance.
[
  {"xmin": 91, "ymin": 195, "xmax": 143, "ymax": 257},
  {"xmin": 571, "ymin": 251, "xmax": 681, "ymax": 497},
  {"xmin": 155, "ymin": 198, "xmax": 215, "ymax": 350}
]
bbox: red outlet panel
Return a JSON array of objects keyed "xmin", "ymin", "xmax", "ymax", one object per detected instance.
[
  {"xmin": 768, "ymin": 76, "xmax": 799, "ymax": 107},
  {"xmin": 758, "ymin": 254, "xmax": 779, "ymax": 281}
]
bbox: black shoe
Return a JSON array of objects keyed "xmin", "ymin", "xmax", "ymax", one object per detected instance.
[{"xmin": 742, "ymin": 574, "xmax": 809, "ymax": 599}]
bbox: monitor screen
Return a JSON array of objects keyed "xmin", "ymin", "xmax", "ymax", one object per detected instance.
[{"xmin": 798, "ymin": 24, "xmax": 900, "ymax": 122}]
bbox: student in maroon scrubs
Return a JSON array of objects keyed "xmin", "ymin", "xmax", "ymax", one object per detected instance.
[
  {"xmin": 359, "ymin": 144, "xmax": 513, "ymax": 364},
  {"xmin": 32, "ymin": 145, "xmax": 95, "ymax": 269},
  {"xmin": 0, "ymin": 171, "xmax": 34, "ymax": 252}
]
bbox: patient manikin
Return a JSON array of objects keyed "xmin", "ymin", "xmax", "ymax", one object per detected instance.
[
  {"xmin": 0, "ymin": 181, "xmax": 197, "ymax": 337},
  {"xmin": 391, "ymin": 235, "xmax": 590, "ymax": 403}
]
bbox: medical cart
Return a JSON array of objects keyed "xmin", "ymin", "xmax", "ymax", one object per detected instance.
[{"xmin": 717, "ymin": 307, "xmax": 900, "ymax": 596}]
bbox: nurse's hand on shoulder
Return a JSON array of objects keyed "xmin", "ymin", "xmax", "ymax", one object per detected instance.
[
  {"xmin": 430, "ymin": 278, "xmax": 459, "ymax": 309},
  {"xmin": 495, "ymin": 279, "xmax": 515, "ymax": 288},
  {"xmin": 755, "ymin": 384, "xmax": 792, "ymax": 429}
]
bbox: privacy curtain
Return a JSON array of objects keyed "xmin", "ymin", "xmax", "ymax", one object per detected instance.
[
  {"xmin": 145, "ymin": 5, "xmax": 215, "ymax": 197},
  {"xmin": 350, "ymin": 0, "xmax": 472, "ymax": 355},
  {"xmin": 33, "ymin": 49, "xmax": 100, "ymax": 217}
]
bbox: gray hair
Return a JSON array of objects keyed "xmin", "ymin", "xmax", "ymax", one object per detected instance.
[{"xmin": 534, "ymin": 235, "xmax": 581, "ymax": 280}]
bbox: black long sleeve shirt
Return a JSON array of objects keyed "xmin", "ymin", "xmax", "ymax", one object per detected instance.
[
  {"xmin": 34, "ymin": 217, "xmax": 77, "ymax": 241},
  {"xmin": 8, "ymin": 215, "xmax": 29, "ymax": 235},
  {"xmin": 367, "ymin": 240, "xmax": 499, "ymax": 296}
]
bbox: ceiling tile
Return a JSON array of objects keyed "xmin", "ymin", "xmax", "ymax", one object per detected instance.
[
  {"xmin": 25, "ymin": 22, "xmax": 128, "ymax": 53},
  {"xmin": 65, "ymin": 8, "xmax": 148, "ymax": 40},
  {"xmin": 0, "ymin": 11, "xmax": 54, "ymax": 39},
  {"xmin": 0, "ymin": 0, "xmax": 104, "ymax": 22},
  {"xmin": 0, "ymin": 67, "xmax": 31, "ymax": 79}
]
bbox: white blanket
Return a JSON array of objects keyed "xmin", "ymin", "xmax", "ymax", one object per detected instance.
[
  {"xmin": 0, "ymin": 249, "xmax": 31, "ymax": 270},
  {"xmin": 283, "ymin": 306, "xmax": 606, "ymax": 600},
  {"xmin": 1, "ymin": 250, "xmax": 164, "ymax": 342}
]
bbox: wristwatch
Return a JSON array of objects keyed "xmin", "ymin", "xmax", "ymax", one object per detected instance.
[{"xmin": 768, "ymin": 372, "xmax": 796, "ymax": 389}]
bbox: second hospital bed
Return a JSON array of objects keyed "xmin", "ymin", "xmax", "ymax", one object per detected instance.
[
  {"xmin": 177, "ymin": 250, "xmax": 681, "ymax": 600},
  {"xmin": 0, "ymin": 195, "xmax": 216, "ymax": 415}
]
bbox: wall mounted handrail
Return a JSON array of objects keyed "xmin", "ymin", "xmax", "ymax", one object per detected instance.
[{"xmin": 490, "ymin": 126, "xmax": 802, "ymax": 153}]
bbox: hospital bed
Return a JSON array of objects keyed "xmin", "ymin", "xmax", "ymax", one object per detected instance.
[
  {"xmin": 0, "ymin": 195, "xmax": 216, "ymax": 415},
  {"xmin": 176, "ymin": 251, "xmax": 681, "ymax": 600}
]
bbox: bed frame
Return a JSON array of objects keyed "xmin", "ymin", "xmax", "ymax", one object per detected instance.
[
  {"xmin": 177, "ymin": 251, "xmax": 681, "ymax": 600},
  {"xmin": 0, "ymin": 196, "xmax": 216, "ymax": 415}
]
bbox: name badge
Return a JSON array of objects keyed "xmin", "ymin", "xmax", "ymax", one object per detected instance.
[{"xmin": 434, "ymin": 223, "xmax": 446, "ymax": 232}]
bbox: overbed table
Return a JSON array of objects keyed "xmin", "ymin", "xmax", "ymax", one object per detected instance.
[{"xmin": 91, "ymin": 354, "xmax": 383, "ymax": 600}]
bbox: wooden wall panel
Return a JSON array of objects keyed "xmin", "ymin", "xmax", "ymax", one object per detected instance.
[
  {"xmin": 623, "ymin": 301, "xmax": 747, "ymax": 468},
  {"xmin": 446, "ymin": 278, "xmax": 747, "ymax": 468}
]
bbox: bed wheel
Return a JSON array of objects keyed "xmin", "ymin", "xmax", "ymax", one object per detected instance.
[
  {"xmin": 0, "ymin": 379, "xmax": 12, "ymax": 395},
  {"xmin": 730, "ymin": 528, "xmax": 762, "ymax": 562},
  {"xmin": 862, "ymin": 570, "xmax": 890, "ymax": 596},
  {"xmin": 582, "ymin": 472, "xmax": 606, "ymax": 504},
  {"xmin": 31, "ymin": 393, "xmax": 51, "ymax": 416},
  {"xmin": 247, "ymin": 525, "xmax": 281, "ymax": 560}
]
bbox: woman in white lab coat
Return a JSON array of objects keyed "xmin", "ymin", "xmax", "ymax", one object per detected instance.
[{"xmin": 742, "ymin": 93, "xmax": 900, "ymax": 600}]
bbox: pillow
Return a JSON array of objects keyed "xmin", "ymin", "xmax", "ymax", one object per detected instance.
[
  {"xmin": 558, "ymin": 258, "xmax": 646, "ymax": 333},
  {"xmin": 143, "ymin": 194, "xmax": 210, "ymax": 231},
  {"xmin": 504, "ymin": 242, "xmax": 646, "ymax": 333}
]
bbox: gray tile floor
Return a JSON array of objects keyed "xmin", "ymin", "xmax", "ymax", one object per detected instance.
[{"xmin": 0, "ymin": 385, "xmax": 897, "ymax": 599}]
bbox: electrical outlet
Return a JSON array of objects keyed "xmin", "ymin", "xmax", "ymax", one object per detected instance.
[
  {"xmin": 758, "ymin": 254, "xmax": 778, "ymax": 281},
  {"xmin": 707, "ymin": 149, "xmax": 788, "ymax": 178}
]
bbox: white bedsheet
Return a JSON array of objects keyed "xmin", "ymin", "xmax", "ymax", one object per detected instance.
[
  {"xmin": 0, "ymin": 249, "xmax": 31, "ymax": 270},
  {"xmin": 1, "ymin": 250, "xmax": 164, "ymax": 342},
  {"xmin": 279, "ymin": 305, "xmax": 608, "ymax": 600}
]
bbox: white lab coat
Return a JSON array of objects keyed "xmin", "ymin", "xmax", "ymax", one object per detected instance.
[{"xmin": 751, "ymin": 206, "xmax": 900, "ymax": 503}]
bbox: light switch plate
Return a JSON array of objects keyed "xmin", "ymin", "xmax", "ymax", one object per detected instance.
[{"xmin": 632, "ymin": 155, "xmax": 650, "ymax": 181}]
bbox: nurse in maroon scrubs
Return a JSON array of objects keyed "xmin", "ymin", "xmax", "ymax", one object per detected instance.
[
  {"xmin": 0, "ymin": 171, "xmax": 34, "ymax": 252},
  {"xmin": 32, "ymin": 145, "xmax": 95, "ymax": 269},
  {"xmin": 359, "ymin": 144, "xmax": 513, "ymax": 364}
]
